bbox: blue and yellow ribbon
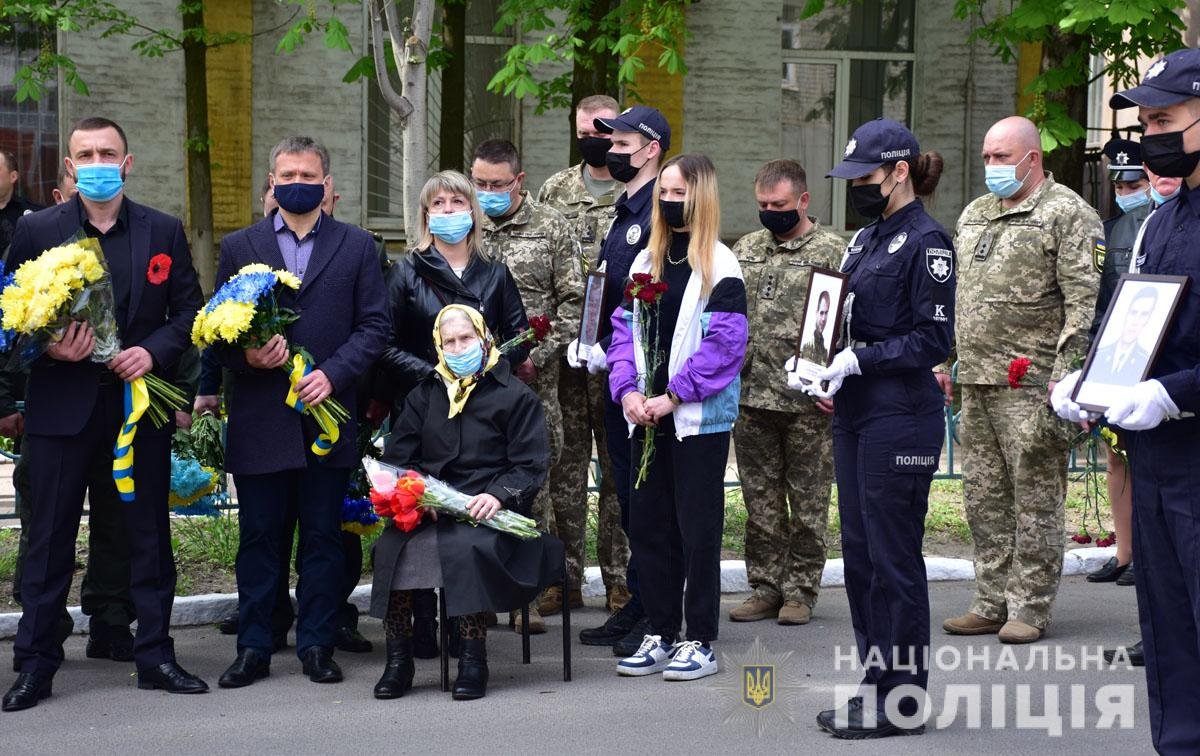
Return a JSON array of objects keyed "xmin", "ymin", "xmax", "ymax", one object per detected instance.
[
  {"xmin": 112, "ymin": 377, "xmax": 149, "ymax": 503},
  {"xmin": 285, "ymin": 352, "xmax": 339, "ymax": 456}
]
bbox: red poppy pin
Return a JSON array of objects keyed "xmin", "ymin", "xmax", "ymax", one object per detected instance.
[{"xmin": 147, "ymin": 254, "xmax": 171, "ymax": 285}]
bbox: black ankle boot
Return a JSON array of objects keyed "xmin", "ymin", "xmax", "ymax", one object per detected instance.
[
  {"xmin": 412, "ymin": 590, "xmax": 439, "ymax": 659},
  {"xmin": 374, "ymin": 637, "xmax": 415, "ymax": 699},
  {"xmin": 452, "ymin": 638, "xmax": 488, "ymax": 700}
]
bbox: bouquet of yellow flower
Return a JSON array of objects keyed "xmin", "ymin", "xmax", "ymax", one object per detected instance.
[{"xmin": 193, "ymin": 263, "xmax": 349, "ymax": 457}]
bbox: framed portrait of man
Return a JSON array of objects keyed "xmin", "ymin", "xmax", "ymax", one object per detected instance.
[
  {"xmin": 1072, "ymin": 273, "xmax": 1189, "ymax": 412},
  {"xmin": 577, "ymin": 266, "xmax": 607, "ymax": 359},
  {"xmin": 791, "ymin": 266, "xmax": 849, "ymax": 384}
]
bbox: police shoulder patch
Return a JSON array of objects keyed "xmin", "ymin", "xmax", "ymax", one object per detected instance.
[
  {"xmin": 925, "ymin": 247, "xmax": 953, "ymax": 283},
  {"xmin": 1093, "ymin": 238, "xmax": 1106, "ymax": 273}
]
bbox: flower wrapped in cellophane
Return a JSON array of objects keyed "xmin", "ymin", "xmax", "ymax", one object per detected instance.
[
  {"xmin": 192, "ymin": 263, "xmax": 349, "ymax": 457},
  {"xmin": 363, "ymin": 457, "xmax": 540, "ymax": 539}
]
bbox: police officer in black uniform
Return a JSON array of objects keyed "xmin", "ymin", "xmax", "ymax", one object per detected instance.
[
  {"xmin": 795, "ymin": 118, "xmax": 955, "ymax": 739},
  {"xmin": 1100, "ymin": 48, "xmax": 1200, "ymax": 756},
  {"xmin": 1092, "ymin": 137, "xmax": 1153, "ymax": 340}
]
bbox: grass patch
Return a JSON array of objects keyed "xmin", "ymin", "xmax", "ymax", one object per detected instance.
[
  {"xmin": 0, "ymin": 528, "xmax": 19, "ymax": 583},
  {"xmin": 172, "ymin": 512, "xmax": 240, "ymax": 571}
]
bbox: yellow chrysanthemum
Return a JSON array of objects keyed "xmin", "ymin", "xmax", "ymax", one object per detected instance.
[
  {"xmin": 192, "ymin": 300, "xmax": 255, "ymax": 349},
  {"xmin": 0, "ymin": 241, "xmax": 107, "ymax": 332},
  {"xmin": 238, "ymin": 263, "xmax": 272, "ymax": 275},
  {"xmin": 275, "ymin": 270, "xmax": 301, "ymax": 290}
]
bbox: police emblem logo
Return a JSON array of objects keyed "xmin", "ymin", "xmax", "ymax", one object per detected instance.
[
  {"xmin": 743, "ymin": 664, "xmax": 774, "ymax": 709},
  {"xmin": 887, "ymin": 232, "xmax": 907, "ymax": 254},
  {"xmin": 1115, "ymin": 151, "xmax": 1129, "ymax": 165},
  {"xmin": 1093, "ymin": 239, "xmax": 1107, "ymax": 273},
  {"xmin": 1145, "ymin": 59, "xmax": 1167, "ymax": 80},
  {"xmin": 926, "ymin": 247, "xmax": 953, "ymax": 283},
  {"xmin": 626, "ymin": 223, "xmax": 642, "ymax": 245},
  {"xmin": 844, "ymin": 138, "xmax": 857, "ymax": 158}
]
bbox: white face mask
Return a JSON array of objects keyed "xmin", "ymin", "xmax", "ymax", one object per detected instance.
[{"xmin": 984, "ymin": 150, "xmax": 1032, "ymax": 199}]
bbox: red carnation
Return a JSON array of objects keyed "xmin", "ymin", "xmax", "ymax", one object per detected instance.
[
  {"xmin": 147, "ymin": 253, "xmax": 171, "ymax": 285},
  {"xmin": 1007, "ymin": 357, "xmax": 1032, "ymax": 389},
  {"xmin": 636, "ymin": 287, "xmax": 658, "ymax": 304},
  {"xmin": 631, "ymin": 272, "xmax": 654, "ymax": 285},
  {"xmin": 1071, "ymin": 533, "xmax": 1092, "ymax": 545},
  {"xmin": 529, "ymin": 314, "xmax": 552, "ymax": 343}
]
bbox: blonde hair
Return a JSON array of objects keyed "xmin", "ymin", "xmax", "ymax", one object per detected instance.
[
  {"xmin": 646, "ymin": 154, "xmax": 721, "ymax": 295},
  {"xmin": 416, "ymin": 170, "xmax": 485, "ymax": 256}
]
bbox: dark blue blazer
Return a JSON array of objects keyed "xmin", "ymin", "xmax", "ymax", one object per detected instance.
[
  {"xmin": 6, "ymin": 194, "xmax": 202, "ymax": 436},
  {"xmin": 215, "ymin": 212, "xmax": 389, "ymax": 475}
]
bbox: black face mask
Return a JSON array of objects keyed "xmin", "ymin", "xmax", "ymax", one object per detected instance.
[
  {"xmin": 659, "ymin": 199, "xmax": 687, "ymax": 229},
  {"xmin": 1143, "ymin": 116, "xmax": 1200, "ymax": 178},
  {"xmin": 578, "ymin": 136, "xmax": 612, "ymax": 168},
  {"xmin": 848, "ymin": 174, "xmax": 896, "ymax": 218},
  {"xmin": 759, "ymin": 208, "xmax": 801, "ymax": 236},
  {"xmin": 605, "ymin": 141, "xmax": 652, "ymax": 183}
]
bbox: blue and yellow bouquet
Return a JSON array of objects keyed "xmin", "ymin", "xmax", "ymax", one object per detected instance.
[
  {"xmin": 169, "ymin": 453, "xmax": 220, "ymax": 509},
  {"xmin": 192, "ymin": 263, "xmax": 349, "ymax": 456}
]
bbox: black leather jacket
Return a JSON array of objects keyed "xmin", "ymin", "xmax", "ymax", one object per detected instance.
[{"xmin": 376, "ymin": 246, "xmax": 529, "ymax": 409}]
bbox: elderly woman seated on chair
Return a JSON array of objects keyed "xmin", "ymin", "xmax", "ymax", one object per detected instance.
[{"xmin": 369, "ymin": 304, "xmax": 559, "ymax": 701}]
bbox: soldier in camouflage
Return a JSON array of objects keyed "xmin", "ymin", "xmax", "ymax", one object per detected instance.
[
  {"xmin": 472, "ymin": 138, "xmax": 584, "ymax": 633},
  {"xmin": 942, "ymin": 116, "xmax": 1101, "ymax": 644},
  {"xmin": 730, "ymin": 159, "xmax": 842, "ymax": 626},
  {"xmin": 536, "ymin": 95, "xmax": 632, "ymax": 616}
]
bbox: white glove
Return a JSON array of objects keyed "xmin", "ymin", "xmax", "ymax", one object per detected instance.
[
  {"xmin": 1050, "ymin": 370, "xmax": 1094, "ymax": 423},
  {"xmin": 586, "ymin": 342, "xmax": 608, "ymax": 374},
  {"xmin": 566, "ymin": 339, "xmax": 585, "ymax": 369},
  {"xmin": 1105, "ymin": 379, "xmax": 1180, "ymax": 431},
  {"xmin": 784, "ymin": 355, "xmax": 806, "ymax": 391},
  {"xmin": 803, "ymin": 348, "xmax": 860, "ymax": 400}
]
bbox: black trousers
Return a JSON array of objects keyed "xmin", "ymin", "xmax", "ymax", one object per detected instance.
[
  {"xmin": 270, "ymin": 498, "xmax": 363, "ymax": 634},
  {"xmin": 15, "ymin": 385, "xmax": 176, "ymax": 675},
  {"xmin": 603, "ymin": 395, "xmax": 642, "ymax": 610},
  {"xmin": 628, "ymin": 415, "xmax": 728, "ymax": 643},
  {"xmin": 233, "ymin": 465, "xmax": 349, "ymax": 657}
]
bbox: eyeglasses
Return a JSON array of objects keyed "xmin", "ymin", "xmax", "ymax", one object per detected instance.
[{"xmin": 471, "ymin": 176, "xmax": 517, "ymax": 192}]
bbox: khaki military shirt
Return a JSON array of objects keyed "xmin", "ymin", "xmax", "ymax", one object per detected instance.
[
  {"xmin": 481, "ymin": 191, "xmax": 583, "ymax": 370},
  {"xmin": 953, "ymin": 174, "xmax": 1102, "ymax": 385},
  {"xmin": 537, "ymin": 162, "xmax": 619, "ymax": 271},
  {"xmin": 734, "ymin": 221, "xmax": 844, "ymax": 413}
]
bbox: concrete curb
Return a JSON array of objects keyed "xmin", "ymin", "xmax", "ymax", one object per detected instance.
[{"xmin": 0, "ymin": 547, "xmax": 1120, "ymax": 639}]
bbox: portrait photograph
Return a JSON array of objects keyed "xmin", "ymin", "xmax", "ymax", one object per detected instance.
[
  {"xmin": 1073, "ymin": 274, "xmax": 1190, "ymax": 412},
  {"xmin": 792, "ymin": 266, "xmax": 849, "ymax": 383}
]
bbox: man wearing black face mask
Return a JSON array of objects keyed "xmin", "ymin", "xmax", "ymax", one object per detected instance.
[
  {"xmin": 730, "ymin": 159, "xmax": 843, "ymax": 627},
  {"xmin": 567, "ymin": 104, "xmax": 670, "ymax": 657},
  {"xmin": 1092, "ymin": 48, "xmax": 1200, "ymax": 755}
]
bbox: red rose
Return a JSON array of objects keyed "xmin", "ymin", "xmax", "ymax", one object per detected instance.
[
  {"xmin": 529, "ymin": 314, "xmax": 552, "ymax": 343},
  {"xmin": 631, "ymin": 272, "xmax": 654, "ymax": 285},
  {"xmin": 636, "ymin": 287, "xmax": 657, "ymax": 304},
  {"xmin": 1007, "ymin": 357, "xmax": 1032, "ymax": 389},
  {"xmin": 147, "ymin": 253, "xmax": 172, "ymax": 285}
]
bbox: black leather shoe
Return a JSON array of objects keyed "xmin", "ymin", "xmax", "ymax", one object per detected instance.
[
  {"xmin": 1086, "ymin": 557, "xmax": 1130, "ymax": 583},
  {"xmin": 817, "ymin": 697, "xmax": 925, "ymax": 739},
  {"xmin": 218, "ymin": 649, "xmax": 271, "ymax": 688},
  {"xmin": 374, "ymin": 637, "xmax": 415, "ymax": 699},
  {"xmin": 2, "ymin": 672, "xmax": 53, "ymax": 712},
  {"xmin": 335, "ymin": 626, "xmax": 373, "ymax": 654},
  {"xmin": 271, "ymin": 633, "xmax": 289, "ymax": 654},
  {"xmin": 1104, "ymin": 640, "xmax": 1144, "ymax": 667},
  {"xmin": 612, "ymin": 617, "xmax": 654, "ymax": 657},
  {"xmin": 86, "ymin": 625, "xmax": 135, "ymax": 662},
  {"xmin": 581, "ymin": 601, "xmax": 644, "ymax": 646},
  {"xmin": 451, "ymin": 638, "xmax": 488, "ymax": 700},
  {"xmin": 136, "ymin": 662, "xmax": 209, "ymax": 694},
  {"xmin": 216, "ymin": 611, "xmax": 239, "ymax": 635},
  {"xmin": 300, "ymin": 647, "xmax": 343, "ymax": 683},
  {"xmin": 1116, "ymin": 562, "xmax": 1136, "ymax": 586}
]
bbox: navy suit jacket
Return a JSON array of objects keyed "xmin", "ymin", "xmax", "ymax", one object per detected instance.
[
  {"xmin": 6, "ymin": 194, "xmax": 202, "ymax": 436},
  {"xmin": 216, "ymin": 212, "xmax": 389, "ymax": 475}
]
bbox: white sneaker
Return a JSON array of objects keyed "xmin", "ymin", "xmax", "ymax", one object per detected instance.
[
  {"xmin": 662, "ymin": 640, "xmax": 718, "ymax": 681},
  {"xmin": 617, "ymin": 634, "xmax": 676, "ymax": 676}
]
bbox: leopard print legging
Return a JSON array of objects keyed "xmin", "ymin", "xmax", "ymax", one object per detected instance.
[{"xmin": 384, "ymin": 590, "xmax": 487, "ymax": 640}]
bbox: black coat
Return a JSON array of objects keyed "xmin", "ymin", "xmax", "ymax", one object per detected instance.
[
  {"xmin": 375, "ymin": 246, "xmax": 529, "ymax": 411},
  {"xmin": 369, "ymin": 360, "xmax": 562, "ymax": 619}
]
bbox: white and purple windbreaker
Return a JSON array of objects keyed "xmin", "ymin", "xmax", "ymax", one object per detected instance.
[{"xmin": 608, "ymin": 242, "xmax": 749, "ymax": 440}]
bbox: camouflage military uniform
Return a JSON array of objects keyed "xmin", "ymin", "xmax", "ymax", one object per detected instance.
[
  {"xmin": 537, "ymin": 165, "xmax": 629, "ymax": 590},
  {"xmin": 732, "ymin": 222, "xmax": 843, "ymax": 608},
  {"xmin": 953, "ymin": 174, "xmax": 1101, "ymax": 629},
  {"xmin": 481, "ymin": 191, "xmax": 583, "ymax": 535}
]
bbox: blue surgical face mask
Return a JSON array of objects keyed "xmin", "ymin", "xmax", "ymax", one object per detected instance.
[
  {"xmin": 1114, "ymin": 189, "xmax": 1150, "ymax": 214},
  {"xmin": 984, "ymin": 151, "xmax": 1032, "ymax": 199},
  {"xmin": 444, "ymin": 340, "xmax": 484, "ymax": 378},
  {"xmin": 428, "ymin": 210, "xmax": 474, "ymax": 244},
  {"xmin": 1150, "ymin": 185, "xmax": 1179, "ymax": 205},
  {"xmin": 477, "ymin": 190, "xmax": 513, "ymax": 217},
  {"xmin": 71, "ymin": 158, "xmax": 128, "ymax": 202}
]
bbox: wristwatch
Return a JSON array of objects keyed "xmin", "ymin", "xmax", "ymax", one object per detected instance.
[{"xmin": 666, "ymin": 388, "xmax": 682, "ymax": 406}]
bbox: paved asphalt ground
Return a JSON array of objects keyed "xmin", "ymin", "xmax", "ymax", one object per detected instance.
[{"xmin": 0, "ymin": 576, "xmax": 1152, "ymax": 754}]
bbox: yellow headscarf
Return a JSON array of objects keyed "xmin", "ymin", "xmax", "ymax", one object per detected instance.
[{"xmin": 433, "ymin": 304, "xmax": 502, "ymax": 418}]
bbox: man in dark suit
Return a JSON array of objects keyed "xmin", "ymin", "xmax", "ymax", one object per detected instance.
[
  {"xmin": 3, "ymin": 117, "xmax": 207, "ymax": 712},
  {"xmin": 1089, "ymin": 285, "xmax": 1158, "ymax": 386},
  {"xmin": 214, "ymin": 136, "xmax": 388, "ymax": 688}
]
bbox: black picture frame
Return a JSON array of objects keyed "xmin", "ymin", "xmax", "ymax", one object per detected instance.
[
  {"xmin": 1072, "ymin": 273, "xmax": 1190, "ymax": 412},
  {"xmin": 791, "ymin": 266, "xmax": 850, "ymax": 384}
]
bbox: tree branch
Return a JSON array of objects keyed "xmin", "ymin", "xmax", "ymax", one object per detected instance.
[{"xmin": 369, "ymin": 0, "xmax": 413, "ymax": 122}]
